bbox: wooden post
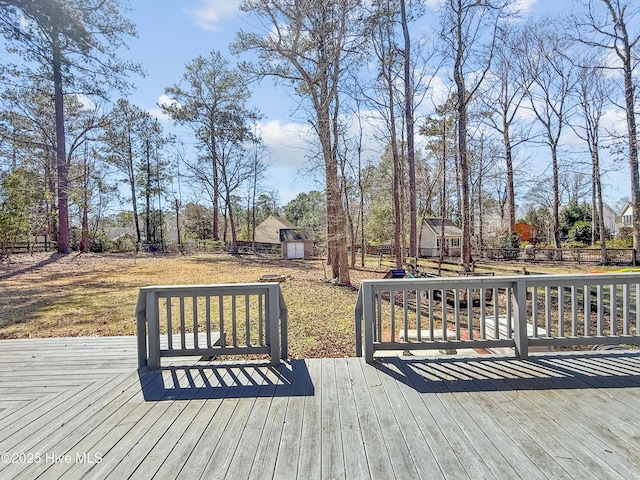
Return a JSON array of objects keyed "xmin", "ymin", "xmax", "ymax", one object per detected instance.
[
  {"xmin": 363, "ymin": 282, "xmax": 375, "ymax": 364},
  {"xmin": 146, "ymin": 291, "xmax": 161, "ymax": 369},
  {"xmin": 513, "ymin": 279, "xmax": 529, "ymax": 360},
  {"xmin": 268, "ymin": 285, "xmax": 280, "ymax": 367}
]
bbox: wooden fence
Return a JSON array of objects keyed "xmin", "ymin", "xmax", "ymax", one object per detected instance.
[
  {"xmin": 1, "ymin": 241, "xmax": 57, "ymax": 254},
  {"xmin": 480, "ymin": 247, "xmax": 635, "ymax": 264},
  {"xmin": 136, "ymin": 283, "xmax": 288, "ymax": 369},
  {"xmin": 355, "ymin": 273, "xmax": 640, "ymax": 363}
]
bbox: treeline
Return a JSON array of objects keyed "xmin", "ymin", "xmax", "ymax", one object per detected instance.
[{"xmin": 0, "ymin": 1, "xmax": 638, "ymax": 285}]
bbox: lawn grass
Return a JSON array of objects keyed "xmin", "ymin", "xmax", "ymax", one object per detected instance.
[
  {"xmin": 0, "ymin": 252, "xmax": 375, "ymax": 358},
  {"xmin": 0, "ymin": 251, "xmax": 614, "ymax": 358}
]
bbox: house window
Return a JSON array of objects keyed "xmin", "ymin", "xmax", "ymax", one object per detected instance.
[
  {"xmin": 451, "ymin": 238, "xmax": 460, "ymax": 247},
  {"xmin": 624, "ymin": 214, "xmax": 633, "ymax": 226},
  {"xmin": 436, "ymin": 238, "xmax": 441, "ymax": 248}
]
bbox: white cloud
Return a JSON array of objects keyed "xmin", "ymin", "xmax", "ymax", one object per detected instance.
[
  {"xmin": 148, "ymin": 108, "xmax": 171, "ymax": 123},
  {"xmin": 73, "ymin": 94, "xmax": 96, "ymax": 111},
  {"xmin": 187, "ymin": 0, "xmax": 241, "ymax": 31},
  {"xmin": 148, "ymin": 94, "xmax": 180, "ymax": 123},
  {"xmin": 259, "ymin": 119, "xmax": 314, "ymax": 168},
  {"xmin": 424, "ymin": 0, "xmax": 442, "ymax": 10}
]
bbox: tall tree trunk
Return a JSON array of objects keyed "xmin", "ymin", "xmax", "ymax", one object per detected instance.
[
  {"xmin": 211, "ymin": 130, "xmax": 220, "ymax": 241},
  {"xmin": 53, "ymin": 28, "xmax": 70, "ymax": 253},
  {"xmin": 127, "ymin": 140, "xmax": 142, "ymax": 245},
  {"xmin": 623, "ymin": 43, "xmax": 639, "ymax": 263},
  {"xmin": 79, "ymin": 146, "xmax": 90, "ymax": 253},
  {"xmin": 400, "ymin": 0, "xmax": 416, "ymax": 258},
  {"xmin": 600, "ymin": 0, "xmax": 639, "ymax": 262},
  {"xmin": 145, "ymin": 138, "xmax": 151, "ymax": 243},
  {"xmin": 454, "ymin": 60, "xmax": 472, "ymax": 269},
  {"xmin": 503, "ymin": 121, "xmax": 516, "ymax": 233},
  {"xmin": 551, "ymin": 144, "xmax": 562, "ymax": 258},
  {"xmin": 593, "ymin": 151, "xmax": 607, "ymax": 263}
]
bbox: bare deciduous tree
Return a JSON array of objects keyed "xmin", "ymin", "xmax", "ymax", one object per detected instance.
[
  {"xmin": 234, "ymin": 0, "xmax": 364, "ymax": 285},
  {"xmin": 518, "ymin": 18, "xmax": 579, "ymax": 257},
  {"xmin": 574, "ymin": 0, "xmax": 640, "ymax": 259}
]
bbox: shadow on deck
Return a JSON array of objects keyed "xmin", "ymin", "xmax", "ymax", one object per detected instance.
[
  {"xmin": 138, "ymin": 359, "xmax": 314, "ymax": 401},
  {"xmin": 373, "ymin": 352, "xmax": 640, "ymax": 393}
]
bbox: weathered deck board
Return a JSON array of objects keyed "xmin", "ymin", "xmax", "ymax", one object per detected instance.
[{"xmin": 1, "ymin": 337, "xmax": 640, "ymax": 479}]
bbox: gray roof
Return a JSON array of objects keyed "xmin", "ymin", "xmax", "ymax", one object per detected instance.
[{"xmin": 422, "ymin": 218, "xmax": 462, "ymax": 237}]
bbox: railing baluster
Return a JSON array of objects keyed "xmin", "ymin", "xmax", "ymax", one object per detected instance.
[
  {"xmin": 610, "ymin": 284, "xmax": 617, "ymax": 336},
  {"xmin": 480, "ymin": 287, "xmax": 486, "ymax": 339},
  {"xmin": 584, "ymin": 285, "xmax": 590, "ymax": 336},
  {"xmin": 259, "ymin": 294, "xmax": 264, "ymax": 345},
  {"xmin": 494, "ymin": 288, "xmax": 500, "ymax": 339},
  {"xmin": 428, "ymin": 289, "xmax": 434, "ymax": 341},
  {"xmin": 441, "ymin": 289, "xmax": 447, "ymax": 341},
  {"xmin": 206, "ymin": 296, "xmax": 211, "ymax": 348},
  {"xmin": 245, "ymin": 294, "xmax": 251, "ymax": 346},
  {"xmin": 532, "ymin": 286, "xmax": 538, "ymax": 337},
  {"xmin": 558, "ymin": 286, "xmax": 564, "ymax": 338},
  {"xmin": 506, "ymin": 287, "xmax": 512, "ymax": 338},
  {"xmin": 571, "ymin": 286, "xmax": 578, "ymax": 337},
  {"xmin": 416, "ymin": 289, "xmax": 422, "ymax": 342},
  {"xmin": 637, "ymin": 284, "xmax": 640, "ymax": 335},
  {"xmin": 453, "ymin": 289, "xmax": 460, "ymax": 340},
  {"xmin": 390, "ymin": 290, "xmax": 396, "ymax": 343},
  {"xmin": 179, "ymin": 296, "xmax": 186, "ymax": 349},
  {"xmin": 403, "ymin": 290, "xmax": 408, "ymax": 345},
  {"xmin": 623, "ymin": 284, "xmax": 630, "ymax": 336},
  {"xmin": 232, "ymin": 295, "xmax": 237, "ymax": 347},
  {"xmin": 166, "ymin": 296, "xmax": 173, "ymax": 350},
  {"xmin": 545, "ymin": 286, "xmax": 551, "ymax": 338},
  {"xmin": 467, "ymin": 289, "xmax": 473, "ymax": 341},
  {"xmin": 376, "ymin": 291, "xmax": 382, "ymax": 342},
  {"xmin": 597, "ymin": 285, "xmax": 604, "ymax": 336},
  {"xmin": 193, "ymin": 296, "xmax": 198, "ymax": 349},
  {"xmin": 219, "ymin": 296, "xmax": 225, "ymax": 348}
]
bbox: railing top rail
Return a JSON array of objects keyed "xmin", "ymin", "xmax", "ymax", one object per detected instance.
[
  {"xmin": 138, "ymin": 282, "xmax": 282, "ymax": 294},
  {"xmin": 359, "ymin": 272, "xmax": 640, "ymax": 290}
]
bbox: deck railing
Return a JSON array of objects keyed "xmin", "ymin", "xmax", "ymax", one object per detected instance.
[
  {"xmin": 136, "ymin": 283, "xmax": 288, "ymax": 369},
  {"xmin": 355, "ymin": 273, "xmax": 640, "ymax": 363}
]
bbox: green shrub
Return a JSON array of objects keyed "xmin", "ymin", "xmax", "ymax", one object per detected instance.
[
  {"xmin": 497, "ymin": 232, "xmax": 520, "ymax": 260},
  {"xmin": 90, "ymin": 233, "xmax": 112, "ymax": 253},
  {"xmin": 607, "ymin": 236, "xmax": 633, "ymax": 248},
  {"xmin": 567, "ymin": 220, "xmax": 591, "ymax": 245}
]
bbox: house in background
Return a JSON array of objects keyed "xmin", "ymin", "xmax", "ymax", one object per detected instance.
[
  {"xmin": 419, "ymin": 218, "xmax": 462, "ymax": 257},
  {"xmin": 602, "ymin": 203, "xmax": 617, "ymax": 235},
  {"xmin": 254, "ymin": 215, "xmax": 296, "ymax": 244},
  {"xmin": 514, "ymin": 222, "xmax": 539, "ymax": 243},
  {"xmin": 618, "ymin": 202, "xmax": 634, "ymax": 235},
  {"xmin": 254, "ymin": 215, "xmax": 314, "ymax": 259}
]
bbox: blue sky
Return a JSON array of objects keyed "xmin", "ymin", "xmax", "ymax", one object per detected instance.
[{"xmin": 120, "ymin": 0, "xmax": 630, "ymax": 209}]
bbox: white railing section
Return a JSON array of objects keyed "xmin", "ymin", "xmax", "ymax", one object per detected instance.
[
  {"xmin": 136, "ymin": 283, "xmax": 288, "ymax": 369},
  {"xmin": 355, "ymin": 273, "xmax": 640, "ymax": 363}
]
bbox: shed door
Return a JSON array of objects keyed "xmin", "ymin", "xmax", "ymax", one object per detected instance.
[{"xmin": 287, "ymin": 242, "xmax": 304, "ymax": 259}]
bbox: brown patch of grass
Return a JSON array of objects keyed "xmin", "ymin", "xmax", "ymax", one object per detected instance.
[{"xmin": 0, "ymin": 252, "xmax": 375, "ymax": 357}]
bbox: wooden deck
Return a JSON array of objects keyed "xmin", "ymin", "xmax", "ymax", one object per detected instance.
[{"xmin": 1, "ymin": 337, "xmax": 640, "ymax": 479}]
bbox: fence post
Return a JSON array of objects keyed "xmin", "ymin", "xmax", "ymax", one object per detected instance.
[
  {"xmin": 513, "ymin": 279, "xmax": 529, "ymax": 360},
  {"xmin": 363, "ymin": 283, "xmax": 375, "ymax": 364},
  {"xmin": 354, "ymin": 288, "xmax": 363, "ymax": 357},
  {"xmin": 136, "ymin": 292, "xmax": 148, "ymax": 369},
  {"xmin": 279, "ymin": 287, "xmax": 288, "ymax": 360},
  {"xmin": 267, "ymin": 284, "xmax": 281, "ymax": 367},
  {"xmin": 146, "ymin": 291, "xmax": 161, "ymax": 370}
]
